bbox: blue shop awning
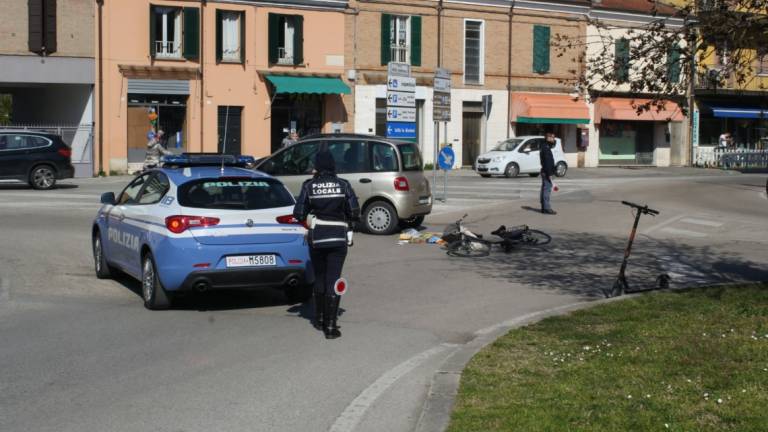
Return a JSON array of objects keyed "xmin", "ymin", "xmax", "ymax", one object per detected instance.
[{"xmin": 711, "ymin": 106, "xmax": 768, "ymax": 119}]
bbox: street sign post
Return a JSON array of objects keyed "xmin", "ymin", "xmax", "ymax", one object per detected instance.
[
  {"xmin": 386, "ymin": 62, "xmax": 416, "ymax": 141},
  {"xmin": 482, "ymin": 94, "xmax": 492, "ymax": 155},
  {"xmin": 437, "ymin": 146, "xmax": 455, "ymax": 202},
  {"xmin": 432, "ymin": 68, "xmax": 452, "ymax": 199}
]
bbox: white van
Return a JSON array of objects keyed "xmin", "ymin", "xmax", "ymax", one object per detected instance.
[{"xmin": 475, "ymin": 135, "xmax": 568, "ymax": 178}]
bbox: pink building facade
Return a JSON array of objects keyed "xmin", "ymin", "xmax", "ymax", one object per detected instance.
[{"xmin": 95, "ymin": 0, "xmax": 350, "ymax": 174}]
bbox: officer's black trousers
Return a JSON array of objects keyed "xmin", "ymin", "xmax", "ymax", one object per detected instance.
[{"xmin": 310, "ymin": 245, "xmax": 348, "ymax": 298}]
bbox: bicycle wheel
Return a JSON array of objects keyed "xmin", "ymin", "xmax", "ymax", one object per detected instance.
[
  {"xmin": 446, "ymin": 239, "xmax": 491, "ymax": 257},
  {"xmin": 521, "ymin": 229, "xmax": 551, "ymax": 246}
]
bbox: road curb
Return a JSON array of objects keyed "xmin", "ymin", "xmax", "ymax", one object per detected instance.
[{"xmin": 413, "ymin": 297, "xmax": 623, "ymax": 432}]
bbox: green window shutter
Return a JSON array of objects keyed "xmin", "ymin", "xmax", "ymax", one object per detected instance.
[
  {"xmin": 532, "ymin": 25, "xmax": 550, "ymax": 74},
  {"xmin": 410, "ymin": 16, "xmax": 421, "ymax": 67},
  {"xmin": 615, "ymin": 38, "xmax": 630, "ymax": 82},
  {"xmin": 381, "ymin": 14, "xmax": 391, "ymax": 66},
  {"xmin": 28, "ymin": 0, "xmax": 43, "ymax": 53},
  {"xmin": 215, "ymin": 9, "xmax": 222, "ymax": 63},
  {"xmin": 43, "ymin": 0, "xmax": 57, "ymax": 54},
  {"xmin": 149, "ymin": 5, "xmax": 156, "ymax": 57},
  {"xmin": 182, "ymin": 7, "xmax": 199, "ymax": 60},
  {"xmin": 667, "ymin": 44, "xmax": 681, "ymax": 83},
  {"xmin": 293, "ymin": 15, "xmax": 303, "ymax": 65},
  {"xmin": 240, "ymin": 11, "xmax": 246, "ymax": 64},
  {"xmin": 268, "ymin": 13, "xmax": 279, "ymax": 64}
]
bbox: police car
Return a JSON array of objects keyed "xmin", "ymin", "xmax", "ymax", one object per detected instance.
[{"xmin": 91, "ymin": 154, "xmax": 312, "ymax": 310}]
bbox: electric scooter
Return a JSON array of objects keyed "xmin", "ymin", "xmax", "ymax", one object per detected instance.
[{"xmin": 603, "ymin": 201, "xmax": 671, "ymax": 298}]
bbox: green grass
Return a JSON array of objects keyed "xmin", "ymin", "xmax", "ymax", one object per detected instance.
[{"xmin": 448, "ymin": 285, "xmax": 768, "ymax": 432}]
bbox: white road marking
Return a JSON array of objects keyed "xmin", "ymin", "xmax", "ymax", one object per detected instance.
[
  {"xmin": 642, "ymin": 214, "xmax": 687, "ymax": 235},
  {"xmin": 679, "ymin": 218, "xmax": 723, "ymax": 228},
  {"xmin": 0, "ymin": 192, "xmax": 100, "ymax": 200},
  {"xmin": 660, "ymin": 227, "xmax": 708, "ymax": 238},
  {"xmin": 329, "ymin": 343, "xmax": 456, "ymax": 432}
]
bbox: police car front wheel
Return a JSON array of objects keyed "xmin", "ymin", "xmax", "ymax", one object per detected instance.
[
  {"xmin": 92, "ymin": 232, "xmax": 112, "ymax": 279},
  {"xmin": 141, "ymin": 253, "xmax": 171, "ymax": 310}
]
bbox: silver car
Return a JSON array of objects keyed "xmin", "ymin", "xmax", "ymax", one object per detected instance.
[{"xmin": 254, "ymin": 134, "xmax": 433, "ymax": 235}]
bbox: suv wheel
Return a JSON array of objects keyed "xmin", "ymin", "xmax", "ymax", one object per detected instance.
[
  {"xmin": 30, "ymin": 165, "xmax": 56, "ymax": 190},
  {"xmin": 555, "ymin": 162, "xmax": 568, "ymax": 177},
  {"xmin": 363, "ymin": 201, "xmax": 399, "ymax": 235}
]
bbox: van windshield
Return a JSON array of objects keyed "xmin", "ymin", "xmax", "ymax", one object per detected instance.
[
  {"xmin": 178, "ymin": 178, "xmax": 295, "ymax": 210},
  {"xmin": 397, "ymin": 143, "xmax": 423, "ymax": 171},
  {"xmin": 492, "ymin": 139, "xmax": 523, "ymax": 152}
]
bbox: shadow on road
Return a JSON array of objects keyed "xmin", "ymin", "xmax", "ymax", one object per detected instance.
[
  {"xmin": 446, "ymin": 231, "xmax": 768, "ymax": 299},
  {"xmin": 0, "ymin": 183, "xmax": 79, "ymax": 190}
]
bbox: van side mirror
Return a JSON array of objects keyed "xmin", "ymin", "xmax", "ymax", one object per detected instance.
[{"xmin": 101, "ymin": 192, "xmax": 116, "ymax": 205}]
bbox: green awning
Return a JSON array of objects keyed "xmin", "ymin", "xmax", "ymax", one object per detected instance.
[
  {"xmin": 516, "ymin": 116, "xmax": 590, "ymax": 125},
  {"xmin": 265, "ymin": 75, "xmax": 351, "ymax": 95}
]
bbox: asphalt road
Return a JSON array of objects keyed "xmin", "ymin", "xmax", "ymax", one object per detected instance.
[{"xmin": 1, "ymin": 168, "xmax": 766, "ymax": 432}]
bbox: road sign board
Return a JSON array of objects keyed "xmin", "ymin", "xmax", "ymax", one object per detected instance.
[
  {"xmin": 387, "ymin": 107, "xmax": 417, "ymax": 122},
  {"xmin": 438, "ymin": 146, "xmax": 455, "ymax": 170},
  {"xmin": 434, "ymin": 77, "xmax": 451, "ymax": 93},
  {"xmin": 387, "ymin": 77, "xmax": 416, "ymax": 92},
  {"xmin": 386, "ymin": 122, "xmax": 417, "ymax": 139},
  {"xmin": 435, "ymin": 67, "xmax": 450, "ymax": 79},
  {"xmin": 482, "ymin": 94, "xmax": 492, "ymax": 117},
  {"xmin": 387, "ymin": 91, "xmax": 416, "ymax": 107},
  {"xmin": 433, "ymin": 93, "xmax": 450, "ymax": 107},
  {"xmin": 433, "ymin": 107, "xmax": 451, "ymax": 122},
  {"xmin": 388, "ymin": 62, "xmax": 411, "ymax": 78}
]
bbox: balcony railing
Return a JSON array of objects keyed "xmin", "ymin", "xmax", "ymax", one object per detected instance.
[
  {"xmin": 155, "ymin": 41, "xmax": 181, "ymax": 59},
  {"xmin": 277, "ymin": 47, "xmax": 294, "ymax": 65},
  {"xmin": 390, "ymin": 44, "xmax": 408, "ymax": 64}
]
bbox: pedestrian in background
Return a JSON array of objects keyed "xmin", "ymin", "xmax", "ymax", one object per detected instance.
[
  {"xmin": 281, "ymin": 130, "xmax": 298, "ymax": 149},
  {"xmin": 539, "ymin": 132, "xmax": 557, "ymax": 215},
  {"xmin": 143, "ymin": 130, "xmax": 172, "ymax": 170},
  {"xmin": 293, "ymin": 150, "xmax": 360, "ymax": 339}
]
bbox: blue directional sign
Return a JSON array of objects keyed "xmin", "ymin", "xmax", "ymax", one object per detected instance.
[
  {"xmin": 386, "ymin": 122, "xmax": 416, "ymax": 139},
  {"xmin": 438, "ymin": 146, "xmax": 455, "ymax": 170}
]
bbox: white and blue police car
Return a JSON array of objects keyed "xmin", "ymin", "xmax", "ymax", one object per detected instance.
[{"xmin": 91, "ymin": 154, "xmax": 312, "ymax": 310}]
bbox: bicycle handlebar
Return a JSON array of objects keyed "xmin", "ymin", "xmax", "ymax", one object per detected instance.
[{"xmin": 621, "ymin": 200, "xmax": 660, "ymax": 215}]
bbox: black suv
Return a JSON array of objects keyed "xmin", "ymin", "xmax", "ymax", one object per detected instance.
[{"xmin": 0, "ymin": 130, "xmax": 75, "ymax": 189}]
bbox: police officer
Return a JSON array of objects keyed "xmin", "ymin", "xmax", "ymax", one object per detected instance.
[{"xmin": 293, "ymin": 150, "xmax": 360, "ymax": 339}]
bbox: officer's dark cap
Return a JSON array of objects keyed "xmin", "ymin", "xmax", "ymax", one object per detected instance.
[{"xmin": 315, "ymin": 151, "xmax": 336, "ymax": 172}]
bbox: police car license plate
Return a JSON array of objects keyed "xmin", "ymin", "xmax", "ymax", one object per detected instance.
[{"xmin": 226, "ymin": 255, "xmax": 277, "ymax": 268}]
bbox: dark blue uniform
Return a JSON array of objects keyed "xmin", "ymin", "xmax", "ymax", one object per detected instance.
[{"xmin": 293, "ymin": 153, "xmax": 360, "ymax": 339}]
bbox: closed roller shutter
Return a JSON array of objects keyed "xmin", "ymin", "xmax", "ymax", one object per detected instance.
[{"xmin": 127, "ymin": 79, "xmax": 190, "ymax": 95}]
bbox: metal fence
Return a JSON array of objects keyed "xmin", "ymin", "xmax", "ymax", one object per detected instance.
[
  {"xmin": 0, "ymin": 124, "xmax": 93, "ymax": 177},
  {"xmin": 694, "ymin": 147, "xmax": 768, "ymax": 171}
]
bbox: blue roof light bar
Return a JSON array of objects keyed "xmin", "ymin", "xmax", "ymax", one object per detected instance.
[{"xmin": 161, "ymin": 153, "xmax": 256, "ymax": 168}]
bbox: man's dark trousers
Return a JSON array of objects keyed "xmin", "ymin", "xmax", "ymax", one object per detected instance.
[{"xmin": 540, "ymin": 174, "xmax": 553, "ymax": 211}]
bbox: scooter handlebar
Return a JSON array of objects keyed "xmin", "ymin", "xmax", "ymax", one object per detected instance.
[{"xmin": 621, "ymin": 200, "xmax": 660, "ymax": 215}]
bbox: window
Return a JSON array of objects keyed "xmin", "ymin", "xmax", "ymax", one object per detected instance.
[
  {"xmin": 372, "ymin": 143, "xmax": 398, "ymax": 172},
  {"xmin": 151, "ymin": 7, "xmax": 182, "ymax": 58},
  {"xmin": 492, "ymin": 138, "xmax": 523, "ymax": 152},
  {"xmin": 216, "ymin": 10, "xmax": 244, "ymax": 63},
  {"xmin": 269, "ymin": 14, "xmax": 304, "ymax": 66},
  {"xmin": 261, "ymin": 142, "xmax": 318, "ymax": 176},
  {"xmin": 28, "ymin": 0, "xmax": 56, "ymax": 55},
  {"xmin": 397, "ymin": 143, "xmax": 423, "ymax": 171},
  {"xmin": 137, "ymin": 173, "xmax": 170, "ymax": 205},
  {"xmin": 532, "ymin": 25, "xmax": 550, "ymax": 74},
  {"xmin": 518, "ymin": 139, "xmax": 542, "ymax": 153},
  {"xmin": 0, "ymin": 134, "xmax": 51, "ymax": 151},
  {"xmin": 667, "ymin": 45, "xmax": 681, "ymax": 83},
  {"xmin": 327, "ymin": 141, "xmax": 368, "ymax": 174},
  {"xmin": 464, "ymin": 20, "xmax": 484, "ymax": 84},
  {"xmin": 614, "ymin": 38, "xmax": 630, "ymax": 83},
  {"xmin": 381, "ymin": 14, "xmax": 421, "ymax": 66},
  {"xmin": 757, "ymin": 50, "xmax": 768, "ymax": 76},
  {"xmin": 178, "ymin": 178, "xmax": 295, "ymax": 210},
  {"xmin": 118, "ymin": 174, "xmax": 150, "ymax": 205}
]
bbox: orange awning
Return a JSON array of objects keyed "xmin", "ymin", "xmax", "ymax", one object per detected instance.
[
  {"xmin": 510, "ymin": 92, "xmax": 590, "ymax": 124},
  {"xmin": 594, "ymin": 98, "xmax": 684, "ymax": 124}
]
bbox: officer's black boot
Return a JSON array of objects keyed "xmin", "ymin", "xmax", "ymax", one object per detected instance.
[
  {"xmin": 324, "ymin": 295, "xmax": 341, "ymax": 340},
  {"xmin": 313, "ymin": 292, "xmax": 323, "ymax": 331}
]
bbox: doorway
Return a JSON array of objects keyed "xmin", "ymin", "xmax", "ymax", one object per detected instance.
[
  {"xmin": 127, "ymin": 94, "xmax": 187, "ymax": 164},
  {"xmin": 462, "ymin": 102, "xmax": 483, "ymax": 166},
  {"xmin": 271, "ymin": 93, "xmax": 323, "ymax": 153},
  {"xmin": 218, "ymin": 106, "xmax": 242, "ymax": 155}
]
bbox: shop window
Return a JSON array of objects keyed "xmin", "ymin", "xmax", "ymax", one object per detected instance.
[
  {"xmin": 216, "ymin": 10, "xmax": 245, "ymax": 63},
  {"xmin": 151, "ymin": 6, "xmax": 183, "ymax": 59},
  {"xmin": 532, "ymin": 25, "xmax": 550, "ymax": 74},
  {"xmin": 28, "ymin": 0, "xmax": 56, "ymax": 55},
  {"xmin": 269, "ymin": 14, "xmax": 303, "ymax": 66},
  {"xmin": 380, "ymin": 14, "xmax": 421, "ymax": 66},
  {"xmin": 614, "ymin": 38, "xmax": 630, "ymax": 83},
  {"xmin": 464, "ymin": 20, "xmax": 484, "ymax": 84}
]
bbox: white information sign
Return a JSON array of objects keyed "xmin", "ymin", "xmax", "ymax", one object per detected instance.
[
  {"xmin": 387, "ymin": 91, "xmax": 416, "ymax": 107},
  {"xmin": 387, "ymin": 107, "xmax": 417, "ymax": 122},
  {"xmin": 387, "ymin": 76, "xmax": 416, "ymax": 92}
]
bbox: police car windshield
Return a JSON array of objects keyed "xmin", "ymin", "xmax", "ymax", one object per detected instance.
[{"xmin": 178, "ymin": 178, "xmax": 295, "ymax": 210}]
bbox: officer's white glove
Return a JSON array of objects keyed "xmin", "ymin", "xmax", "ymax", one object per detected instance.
[{"xmin": 347, "ymin": 230, "xmax": 354, "ymax": 247}]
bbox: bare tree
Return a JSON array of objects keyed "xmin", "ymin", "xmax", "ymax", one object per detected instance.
[{"xmin": 554, "ymin": 0, "xmax": 768, "ymax": 115}]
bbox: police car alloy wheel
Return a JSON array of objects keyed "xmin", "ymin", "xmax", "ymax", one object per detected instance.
[
  {"xmin": 141, "ymin": 254, "xmax": 170, "ymax": 310},
  {"xmin": 555, "ymin": 162, "xmax": 568, "ymax": 177},
  {"xmin": 92, "ymin": 233, "xmax": 112, "ymax": 279},
  {"xmin": 30, "ymin": 165, "xmax": 56, "ymax": 190},
  {"xmin": 363, "ymin": 201, "xmax": 398, "ymax": 235}
]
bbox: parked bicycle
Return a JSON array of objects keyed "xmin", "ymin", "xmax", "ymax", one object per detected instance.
[{"xmin": 442, "ymin": 214, "xmax": 551, "ymax": 257}]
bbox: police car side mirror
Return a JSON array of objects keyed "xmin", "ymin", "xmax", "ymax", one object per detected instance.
[{"xmin": 101, "ymin": 192, "xmax": 116, "ymax": 205}]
